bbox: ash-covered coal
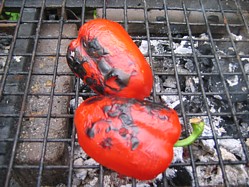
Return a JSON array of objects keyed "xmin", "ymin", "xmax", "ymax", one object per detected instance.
[
  {"xmin": 0, "ymin": 34, "xmax": 11, "ymax": 76},
  {"xmin": 140, "ymin": 33, "xmax": 249, "ymax": 186}
]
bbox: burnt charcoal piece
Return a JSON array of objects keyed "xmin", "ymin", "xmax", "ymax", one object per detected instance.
[
  {"xmin": 209, "ymin": 58, "xmax": 248, "ymax": 102},
  {"xmin": 167, "ymin": 166, "xmax": 192, "ymax": 186},
  {"xmin": 198, "ymin": 43, "xmax": 213, "ymax": 55},
  {"xmin": 198, "ymin": 57, "xmax": 213, "ymax": 73}
]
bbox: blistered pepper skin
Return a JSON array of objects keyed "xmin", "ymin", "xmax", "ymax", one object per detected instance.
[
  {"xmin": 67, "ymin": 19, "xmax": 153, "ymax": 100},
  {"xmin": 74, "ymin": 96, "xmax": 181, "ymax": 180}
]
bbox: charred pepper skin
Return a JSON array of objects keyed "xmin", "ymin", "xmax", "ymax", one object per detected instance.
[
  {"xmin": 67, "ymin": 19, "xmax": 153, "ymax": 100},
  {"xmin": 74, "ymin": 96, "xmax": 181, "ymax": 180}
]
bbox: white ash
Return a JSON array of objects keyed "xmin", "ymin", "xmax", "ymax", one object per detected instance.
[
  {"xmin": 163, "ymin": 76, "xmax": 177, "ymax": 88},
  {"xmin": 160, "ymin": 89, "xmax": 185, "ymax": 109},
  {"xmin": 196, "ymin": 165, "xmax": 223, "ymax": 186},
  {"xmin": 230, "ymin": 33, "xmax": 243, "ymax": 41},
  {"xmin": 120, "ymin": 183, "xmax": 150, "ymax": 187},
  {"xmin": 154, "ymin": 75, "xmax": 162, "ymax": 93},
  {"xmin": 138, "ymin": 39, "xmax": 172, "ymax": 56},
  {"xmin": 84, "ymin": 158, "xmax": 98, "ymax": 166},
  {"xmin": 246, "ymin": 139, "xmax": 249, "ymax": 147},
  {"xmin": 74, "ymin": 157, "xmax": 87, "ymax": 181},
  {"xmin": 228, "ymin": 62, "xmax": 238, "ymax": 72},
  {"xmin": 185, "ymin": 77, "xmax": 197, "ymax": 92},
  {"xmin": 194, "ymin": 117, "xmax": 249, "ymax": 186},
  {"xmin": 218, "ymin": 139, "xmax": 245, "ymax": 160},
  {"xmin": 226, "ymin": 75, "xmax": 239, "ymax": 87},
  {"xmin": 199, "ymin": 33, "xmax": 209, "ymax": 40},
  {"xmin": 220, "ymin": 147, "xmax": 237, "ymax": 161},
  {"xmin": 244, "ymin": 63, "xmax": 249, "ymax": 79},
  {"xmin": 13, "ymin": 56, "xmax": 22, "ymax": 62},
  {"xmin": 138, "ymin": 40, "xmax": 148, "ymax": 55},
  {"xmin": 69, "ymin": 97, "xmax": 84, "ymax": 112},
  {"xmin": 240, "ymin": 122, "xmax": 249, "ymax": 137},
  {"xmin": 174, "ymin": 36, "xmax": 194, "ymax": 54},
  {"xmin": 0, "ymin": 36, "xmax": 11, "ymax": 81},
  {"xmin": 225, "ymin": 165, "xmax": 249, "ymax": 186},
  {"xmin": 73, "ymin": 143, "xmax": 88, "ymax": 160},
  {"xmin": 172, "ymin": 147, "xmax": 184, "ymax": 163},
  {"xmin": 241, "ymin": 57, "xmax": 249, "ymax": 62}
]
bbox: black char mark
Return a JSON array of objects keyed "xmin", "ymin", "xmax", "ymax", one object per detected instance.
[
  {"xmin": 119, "ymin": 127, "xmax": 129, "ymax": 137},
  {"xmin": 119, "ymin": 113, "xmax": 133, "ymax": 126},
  {"xmin": 85, "ymin": 77, "xmax": 96, "ymax": 86},
  {"xmin": 100, "ymin": 137, "xmax": 113, "ymax": 149},
  {"xmin": 85, "ymin": 38, "xmax": 109, "ymax": 58},
  {"xmin": 86, "ymin": 126, "xmax": 95, "ymax": 138},
  {"xmin": 98, "ymin": 59, "xmax": 112, "ymax": 75},
  {"xmin": 93, "ymin": 85, "xmax": 105, "ymax": 95},
  {"xmin": 66, "ymin": 46, "xmax": 88, "ymax": 80},
  {"xmin": 104, "ymin": 103, "xmax": 122, "ymax": 117},
  {"xmin": 131, "ymin": 136, "xmax": 139, "ymax": 151},
  {"xmin": 102, "ymin": 101, "xmax": 140, "ymax": 151},
  {"xmin": 105, "ymin": 68, "xmax": 131, "ymax": 91},
  {"xmin": 83, "ymin": 37, "xmax": 131, "ymax": 92},
  {"xmin": 104, "ymin": 103, "xmax": 133, "ymax": 126}
]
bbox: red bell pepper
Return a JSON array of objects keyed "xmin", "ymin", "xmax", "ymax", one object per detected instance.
[
  {"xmin": 74, "ymin": 96, "xmax": 205, "ymax": 180},
  {"xmin": 67, "ymin": 19, "xmax": 153, "ymax": 100}
]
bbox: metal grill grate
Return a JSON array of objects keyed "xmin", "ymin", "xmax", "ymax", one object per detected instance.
[{"xmin": 0, "ymin": 0, "xmax": 249, "ymax": 186}]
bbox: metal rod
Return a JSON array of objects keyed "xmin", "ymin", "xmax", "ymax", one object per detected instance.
[
  {"xmin": 36, "ymin": 0, "xmax": 67, "ymax": 186},
  {"xmin": 3, "ymin": 0, "xmax": 46, "ymax": 186},
  {"xmin": 163, "ymin": 0, "xmax": 199, "ymax": 186},
  {"xmin": 216, "ymin": 0, "xmax": 249, "ymax": 164}
]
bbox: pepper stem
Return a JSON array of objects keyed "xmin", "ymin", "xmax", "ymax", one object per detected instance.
[{"xmin": 174, "ymin": 118, "xmax": 205, "ymax": 147}]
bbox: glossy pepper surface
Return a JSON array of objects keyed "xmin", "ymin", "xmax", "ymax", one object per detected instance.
[
  {"xmin": 74, "ymin": 96, "xmax": 181, "ymax": 180},
  {"xmin": 66, "ymin": 19, "xmax": 153, "ymax": 100}
]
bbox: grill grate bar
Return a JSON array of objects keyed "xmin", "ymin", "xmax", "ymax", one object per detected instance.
[
  {"xmin": 143, "ymin": 0, "xmax": 156, "ymax": 101},
  {"xmin": 0, "ymin": 0, "xmax": 25, "ymax": 100},
  {"xmin": 67, "ymin": 0, "xmax": 87, "ymax": 186},
  {"xmin": 3, "ymin": 0, "xmax": 46, "ymax": 186},
  {"xmin": 235, "ymin": 0, "xmax": 249, "ymax": 34},
  {"xmin": 35, "ymin": 0, "xmax": 67, "ymax": 186},
  {"xmin": 162, "ymin": 0, "xmax": 199, "ymax": 186},
  {"xmin": 217, "ymin": 0, "xmax": 249, "ymax": 165},
  {"xmin": 218, "ymin": 0, "xmax": 249, "ymax": 91},
  {"xmin": 198, "ymin": 0, "xmax": 248, "ymax": 186}
]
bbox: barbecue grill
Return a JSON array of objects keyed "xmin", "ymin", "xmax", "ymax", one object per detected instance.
[{"xmin": 0, "ymin": 0, "xmax": 249, "ymax": 186}]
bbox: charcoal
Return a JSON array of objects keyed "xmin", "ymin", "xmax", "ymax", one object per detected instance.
[
  {"xmin": 198, "ymin": 43, "xmax": 213, "ymax": 55},
  {"xmin": 184, "ymin": 58, "xmax": 195, "ymax": 72},
  {"xmin": 167, "ymin": 166, "xmax": 192, "ymax": 186},
  {"xmin": 208, "ymin": 58, "xmax": 248, "ymax": 102}
]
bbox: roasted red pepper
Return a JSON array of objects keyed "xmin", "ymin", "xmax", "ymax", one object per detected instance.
[
  {"xmin": 74, "ymin": 96, "xmax": 182, "ymax": 180},
  {"xmin": 67, "ymin": 19, "xmax": 153, "ymax": 100}
]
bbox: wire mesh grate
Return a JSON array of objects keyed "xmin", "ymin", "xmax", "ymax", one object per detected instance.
[{"xmin": 0, "ymin": 0, "xmax": 248, "ymax": 186}]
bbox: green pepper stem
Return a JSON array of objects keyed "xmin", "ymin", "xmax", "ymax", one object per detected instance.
[{"xmin": 174, "ymin": 118, "xmax": 205, "ymax": 147}]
